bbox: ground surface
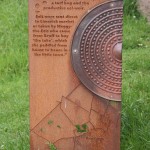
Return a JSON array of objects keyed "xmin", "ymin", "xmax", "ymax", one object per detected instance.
[
  {"xmin": 0, "ymin": 0, "xmax": 150, "ymax": 150},
  {"xmin": 138, "ymin": 0, "xmax": 150, "ymax": 22}
]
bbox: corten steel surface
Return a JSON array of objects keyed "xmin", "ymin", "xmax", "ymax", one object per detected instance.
[
  {"xmin": 72, "ymin": 0, "xmax": 123, "ymax": 101},
  {"xmin": 29, "ymin": 0, "xmax": 122, "ymax": 149}
]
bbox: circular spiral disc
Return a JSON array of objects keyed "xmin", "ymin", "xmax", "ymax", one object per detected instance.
[{"xmin": 71, "ymin": 0, "xmax": 123, "ymax": 101}]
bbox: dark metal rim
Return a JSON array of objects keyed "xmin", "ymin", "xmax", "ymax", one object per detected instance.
[{"xmin": 71, "ymin": 0, "xmax": 123, "ymax": 101}]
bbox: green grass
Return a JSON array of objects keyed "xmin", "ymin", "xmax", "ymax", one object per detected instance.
[
  {"xmin": 48, "ymin": 142, "xmax": 57, "ymax": 150},
  {"xmin": 121, "ymin": 16, "xmax": 150, "ymax": 149},
  {"xmin": 123, "ymin": 0, "xmax": 141, "ymax": 17},
  {"xmin": 0, "ymin": 0, "xmax": 29, "ymax": 149},
  {"xmin": 0, "ymin": 0, "xmax": 150, "ymax": 149},
  {"xmin": 75, "ymin": 124, "xmax": 88, "ymax": 133}
]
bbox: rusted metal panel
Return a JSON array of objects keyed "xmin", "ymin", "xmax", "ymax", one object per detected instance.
[{"xmin": 29, "ymin": 0, "xmax": 123, "ymax": 149}]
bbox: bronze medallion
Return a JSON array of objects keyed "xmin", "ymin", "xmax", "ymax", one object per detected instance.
[{"xmin": 72, "ymin": 0, "xmax": 123, "ymax": 101}]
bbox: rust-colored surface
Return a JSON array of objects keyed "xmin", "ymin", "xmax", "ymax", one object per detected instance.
[
  {"xmin": 30, "ymin": 132, "xmax": 49, "ymax": 150},
  {"xmin": 29, "ymin": 0, "xmax": 122, "ymax": 149},
  {"xmin": 31, "ymin": 85, "xmax": 121, "ymax": 149}
]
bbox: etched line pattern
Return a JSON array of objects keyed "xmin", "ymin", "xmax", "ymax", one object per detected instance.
[
  {"xmin": 31, "ymin": 85, "xmax": 120, "ymax": 149},
  {"xmin": 80, "ymin": 8, "xmax": 123, "ymax": 94}
]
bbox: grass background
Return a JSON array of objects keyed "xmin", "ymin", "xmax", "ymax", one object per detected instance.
[{"xmin": 0, "ymin": 0, "xmax": 150, "ymax": 149}]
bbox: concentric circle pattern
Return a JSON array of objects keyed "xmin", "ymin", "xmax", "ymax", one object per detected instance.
[{"xmin": 72, "ymin": 1, "xmax": 123, "ymax": 101}]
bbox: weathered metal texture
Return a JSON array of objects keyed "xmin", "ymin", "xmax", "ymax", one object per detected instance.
[
  {"xmin": 29, "ymin": 0, "xmax": 122, "ymax": 149},
  {"xmin": 72, "ymin": 0, "xmax": 123, "ymax": 101}
]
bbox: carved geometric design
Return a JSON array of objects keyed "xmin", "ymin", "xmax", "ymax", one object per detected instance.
[
  {"xmin": 61, "ymin": 97, "xmax": 90, "ymax": 125},
  {"xmin": 31, "ymin": 85, "xmax": 121, "ymax": 150},
  {"xmin": 74, "ymin": 129, "xmax": 105, "ymax": 150},
  {"xmin": 55, "ymin": 138, "xmax": 75, "ymax": 150},
  {"xmin": 72, "ymin": 0, "xmax": 123, "ymax": 101},
  {"xmin": 67, "ymin": 84, "xmax": 93, "ymax": 112},
  {"xmin": 30, "ymin": 132, "xmax": 49, "ymax": 150},
  {"xmin": 33, "ymin": 104, "xmax": 76, "ymax": 143}
]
